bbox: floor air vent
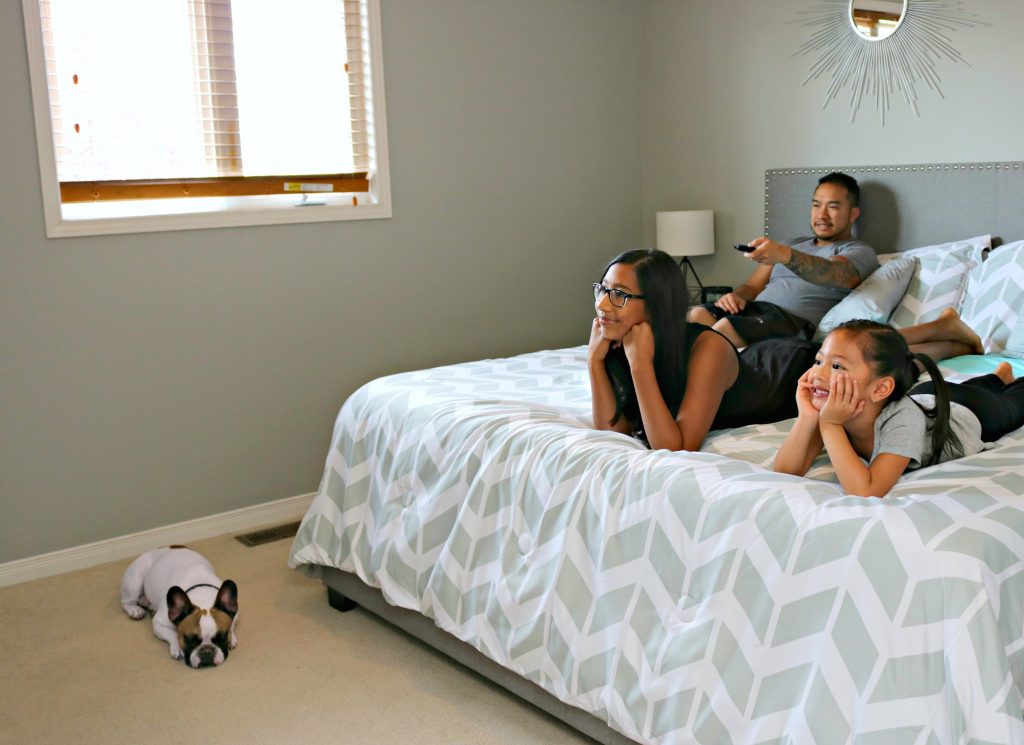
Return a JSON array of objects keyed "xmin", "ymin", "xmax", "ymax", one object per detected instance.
[{"xmin": 235, "ymin": 521, "xmax": 301, "ymax": 547}]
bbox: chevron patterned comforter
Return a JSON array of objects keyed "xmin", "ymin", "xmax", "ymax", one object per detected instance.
[{"xmin": 289, "ymin": 345, "xmax": 1024, "ymax": 744}]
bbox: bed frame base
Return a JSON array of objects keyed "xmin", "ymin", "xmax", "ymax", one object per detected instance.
[
  {"xmin": 320, "ymin": 567, "xmax": 636, "ymax": 745},
  {"xmin": 327, "ymin": 587, "xmax": 358, "ymax": 612}
]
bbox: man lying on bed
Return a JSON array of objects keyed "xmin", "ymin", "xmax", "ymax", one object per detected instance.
[
  {"xmin": 590, "ymin": 248, "xmax": 985, "ymax": 452},
  {"xmin": 687, "ymin": 172, "xmax": 878, "ymax": 348}
]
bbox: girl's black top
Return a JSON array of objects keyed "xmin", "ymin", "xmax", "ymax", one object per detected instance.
[{"xmin": 685, "ymin": 323, "xmax": 820, "ymax": 431}]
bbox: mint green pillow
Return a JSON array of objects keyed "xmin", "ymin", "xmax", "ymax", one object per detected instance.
[{"xmin": 814, "ymin": 256, "xmax": 916, "ymax": 341}]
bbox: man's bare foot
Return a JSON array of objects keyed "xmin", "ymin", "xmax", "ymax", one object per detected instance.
[
  {"xmin": 995, "ymin": 362, "xmax": 1014, "ymax": 385},
  {"xmin": 937, "ymin": 307, "xmax": 984, "ymax": 355}
]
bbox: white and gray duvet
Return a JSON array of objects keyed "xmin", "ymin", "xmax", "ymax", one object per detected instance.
[{"xmin": 289, "ymin": 346, "xmax": 1024, "ymax": 744}]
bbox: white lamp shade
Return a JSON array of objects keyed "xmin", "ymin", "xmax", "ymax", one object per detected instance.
[{"xmin": 656, "ymin": 210, "xmax": 715, "ymax": 257}]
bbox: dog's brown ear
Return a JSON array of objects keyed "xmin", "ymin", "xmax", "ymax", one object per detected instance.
[
  {"xmin": 215, "ymin": 580, "xmax": 238, "ymax": 617},
  {"xmin": 166, "ymin": 587, "xmax": 194, "ymax": 626}
]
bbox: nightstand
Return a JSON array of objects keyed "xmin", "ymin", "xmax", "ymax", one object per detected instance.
[{"xmin": 700, "ymin": 286, "xmax": 732, "ymax": 304}]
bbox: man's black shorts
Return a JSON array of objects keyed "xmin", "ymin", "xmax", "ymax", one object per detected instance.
[{"xmin": 695, "ymin": 300, "xmax": 815, "ymax": 344}]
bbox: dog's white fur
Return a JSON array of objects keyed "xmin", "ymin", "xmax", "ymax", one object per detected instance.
[{"xmin": 120, "ymin": 547, "xmax": 238, "ymax": 668}]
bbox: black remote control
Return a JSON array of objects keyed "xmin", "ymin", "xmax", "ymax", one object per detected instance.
[{"xmin": 733, "ymin": 243, "xmax": 755, "ymax": 253}]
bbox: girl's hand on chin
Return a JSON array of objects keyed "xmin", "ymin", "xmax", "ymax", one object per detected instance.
[
  {"xmin": 623, "ymin": 322, "xmax": 655, "ymax": 366},
  {"xmin": 588, "ymin": 318, "xmax": 614, "ymax": 363},
  {"xmin": 819, "ymin": 374, "xmax": 864, "ymax": 425}
]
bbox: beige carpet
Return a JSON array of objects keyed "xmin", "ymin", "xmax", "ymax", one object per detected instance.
[{"xmin": 0, "ymin": 532, "xmax": 595, "ymax": 745}]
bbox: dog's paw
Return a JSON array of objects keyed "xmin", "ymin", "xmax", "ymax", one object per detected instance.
[
  {"xmin": 168, "ymin": 645, "xmax": 183, "ymax": 660},
  {"xmin": 123, "ymin": 604, "xmax": 147, "ymax": 620}
]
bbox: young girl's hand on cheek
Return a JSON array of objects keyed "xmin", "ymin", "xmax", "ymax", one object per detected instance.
[
  {"xmin": 623, "ymin": 322, "xmax": 655, "ymax": 367},
  {"xmin": 795, "ymin": 368, "xmax": 819, "ymax": 420},
  {"xmin": 819, "ymin": 373, "xmax": 865, "ymax": 425}
]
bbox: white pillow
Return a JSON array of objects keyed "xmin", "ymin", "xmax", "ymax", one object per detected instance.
[
  {"xmin": 876, "ymin": 234, "xmax": 990, "ymax": 264},
  {"xmin": 961, "ymin": 240, "xmax": 1024, "ymax": 353},
  {"xmin": 887, "ymin": 235, "xmax": 990, "ymax": 328},
  {"xmin": 814, "ymin": 256, "xmax": 916, "ymax": 341}
]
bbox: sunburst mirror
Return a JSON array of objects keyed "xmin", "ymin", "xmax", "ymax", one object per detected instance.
[{"xmin": 794, "ymin": 0, "xmax": 984, "ymax": 124}]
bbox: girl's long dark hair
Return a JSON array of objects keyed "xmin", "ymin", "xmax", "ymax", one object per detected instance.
[
  {"xmin": 835, "ymin": 319, "xmax": 963, "ymax": 465},
  {"xmin": 601, "ymin": 249, "xmax": 691, "ymax": 437}
]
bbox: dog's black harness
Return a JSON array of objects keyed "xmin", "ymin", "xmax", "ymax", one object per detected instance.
[{"xmin": 185, "ymin": 583, "xmax": 220, "ymax": 594}]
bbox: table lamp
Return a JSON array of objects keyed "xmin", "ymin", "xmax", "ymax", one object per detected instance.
[{"xmin": 656, "ymin": 210, "xmax": 715, "ymax": 296}]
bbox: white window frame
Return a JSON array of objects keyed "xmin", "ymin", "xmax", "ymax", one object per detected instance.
[{"xmin": 21, "ymin": 0, "xmax": 392, "ymax": 238}]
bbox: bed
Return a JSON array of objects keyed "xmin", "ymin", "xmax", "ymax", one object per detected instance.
[{"xmin": 290, "ymin": 162, "xmax": 1024, "ymax": 744}]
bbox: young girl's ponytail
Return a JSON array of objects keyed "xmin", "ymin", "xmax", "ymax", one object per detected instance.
[
  {"xmin": 833, "ymin": 320, "xmax": 963, "ymax": 466},
  {"xmin": 909, "ymin": 351, "xmax": 963, "ymax": 466}
]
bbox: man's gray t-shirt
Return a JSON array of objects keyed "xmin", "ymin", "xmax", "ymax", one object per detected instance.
[
  {"xmin": 756, "ymin": 237, "xmax": 879, "ymax": 327},
  {"xmin": 870, "ymin": 394, "xmax": 987, "ymax": 469}
]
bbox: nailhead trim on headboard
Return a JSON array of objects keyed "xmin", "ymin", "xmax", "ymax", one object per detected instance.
[{"xmin": 764, "ymin": 162, "xmax": 1024, "ymax": 237}]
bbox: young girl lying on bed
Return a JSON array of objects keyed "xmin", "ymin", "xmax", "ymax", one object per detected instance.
[
  {"xmin": 589, "ymin": 249, "xmax": 987, "ymax": 452},
  {"xmin": 773, "ymin": 319, "xmax": 1024, "ymax": 497}
]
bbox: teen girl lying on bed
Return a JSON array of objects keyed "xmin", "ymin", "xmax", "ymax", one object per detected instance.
[
  {"xmin": 589, "ymin": 249, "xmax": 987, "ymax": 452},
  {"xmin": 773, "ymin": 320, "xmax": 1024, "ymax": 497}
]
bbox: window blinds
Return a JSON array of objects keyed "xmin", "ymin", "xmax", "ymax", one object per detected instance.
[
  {"xmin": 40, "ymin": 0, "xmax": 374, "ymax": 202},
  {"xmin": 344, "ymin": 0, "xmax": 372, "ymax": 176},
  {"xmin": 189, "ymin": 0, "xmax": 242, "ymax": 176}
]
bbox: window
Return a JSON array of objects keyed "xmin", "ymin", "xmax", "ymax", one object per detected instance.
[{"xmin": 22, "ymin": 0, "xmax": 391, "ymax": 237}]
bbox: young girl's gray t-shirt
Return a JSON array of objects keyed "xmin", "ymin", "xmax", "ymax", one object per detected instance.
[{"xmin": 871, "ymin": 394, "xmax": 986, "ymax": 468}]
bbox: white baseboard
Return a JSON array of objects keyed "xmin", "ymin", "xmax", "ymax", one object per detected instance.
[{"xmin": 0, "ymin": 492, "xmax": 316, "ymax": 589}]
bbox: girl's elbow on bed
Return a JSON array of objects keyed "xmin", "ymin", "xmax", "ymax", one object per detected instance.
[
  {"xmin": 844, "ymin": 485, "xmax": 890, "ymax": 498},
  {"xmin": 773, "ymin": 463, "xmax": 807, "ymax": 477},
  {"xmin": 596, "ymin": 417, "xmax": 631, "ymax": 436},
  {"xmin": 771, "ymin": 451, "xmax": 814, "ymax": 476},
  {"xmin": 841, "ymin": 471, "xmax": 900, "ymax": 497},
  {"xmin": 653, "ymin": 435, "xmax": 692, "ymax": 452},
  {"xmin": 680, "ymin": 436, "xmax": 704, "ymax": 452}
]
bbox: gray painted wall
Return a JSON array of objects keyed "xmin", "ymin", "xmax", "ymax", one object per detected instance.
[
  {"xmin": 6, "ymin": 0, "xmax": 1022, "ymax": 565},
  {"xmin": 0, "ymin": 0, "xmax": 642, "ymax": 563},
  {"xmin": 641, "ymin": 0, "xmax": 1024, "ymax": 287}
]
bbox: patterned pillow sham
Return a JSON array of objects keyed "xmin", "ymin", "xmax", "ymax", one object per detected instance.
[
  {"xmin": 886, "ymin": 236, "xmax": 990, "ymax": 329},
  {"xmin": 814, "ymin": 256, "xmax": 916, "ymax": 341},
  {"xmin": 961, "ymin": 240, "xmax": 1024, "ymax": 353},
  {"xmin": 1003, "ymin": 319, "xmax": 1024, "ymax": 360}
]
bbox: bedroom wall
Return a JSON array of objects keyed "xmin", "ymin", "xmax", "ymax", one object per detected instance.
[
  {"xmin": 0, "ymin": 0, "xmax": 642, "ymax": 564},
  {"xmin": 641, "ymin": 0, "xmax": 1024, "ymax": 287}
]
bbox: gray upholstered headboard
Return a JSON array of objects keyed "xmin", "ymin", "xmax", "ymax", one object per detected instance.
[{"xmin": 764, "ymin": 162, "xmax": 1024, "ymax": 253}]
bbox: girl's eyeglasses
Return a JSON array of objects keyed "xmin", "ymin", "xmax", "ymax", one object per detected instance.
[{"xmin": 593, "ymin": 283, "xmax": 645, "ymax": 308}]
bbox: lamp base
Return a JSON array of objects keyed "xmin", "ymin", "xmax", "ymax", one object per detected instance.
[{"xmin": 678, "ymin": 256, "xmax": 705, "ymax": 305}]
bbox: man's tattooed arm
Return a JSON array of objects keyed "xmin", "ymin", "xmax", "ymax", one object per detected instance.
[{"xmin": 783, "ymin": 250, "xmax": 862, "ymax": 288}]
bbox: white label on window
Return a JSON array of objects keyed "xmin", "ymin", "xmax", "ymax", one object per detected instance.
[{"xmin": 284, "ymin": 182, "xmax": 334, "ymax": 193}]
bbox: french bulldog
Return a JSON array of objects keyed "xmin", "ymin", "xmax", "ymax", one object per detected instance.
[{"xmin": 120, "ymin": 546, "xmax": 239, "ymax": 668}]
